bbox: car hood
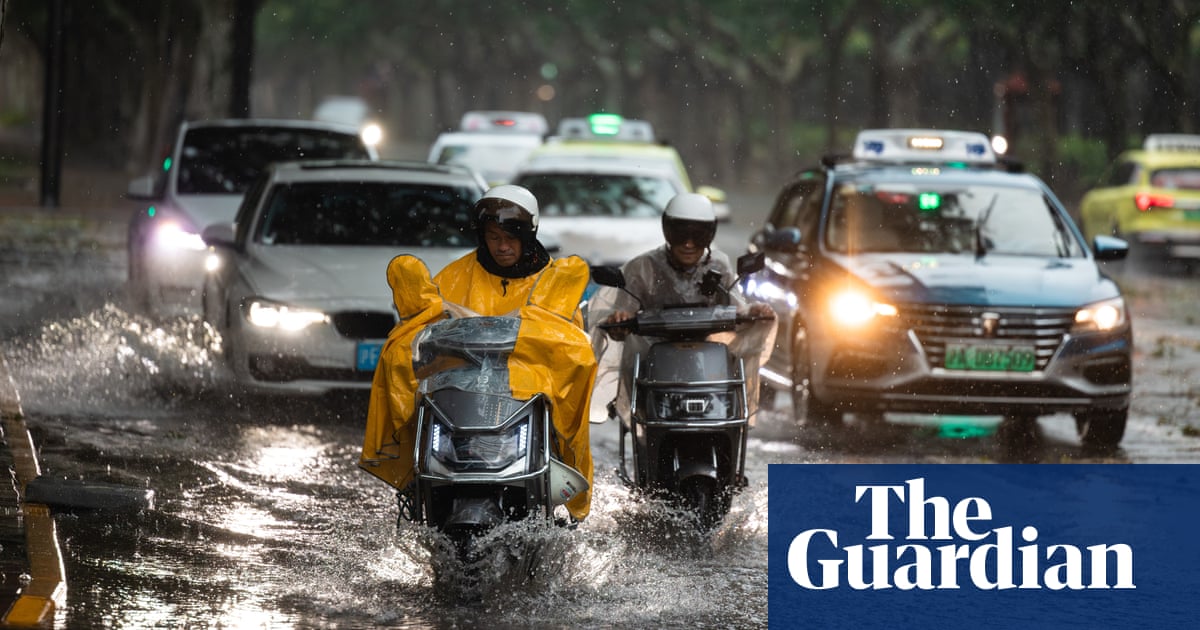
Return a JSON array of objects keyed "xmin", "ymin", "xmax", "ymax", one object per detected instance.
[
  {"xmin": 832, "ymin": 252, "xmax": 1121, "ymax": 307},
  {"xmin": 175, "ymin": 194, "xmax": 244, "ymax": 230},
  {"xmin": 240, "ymin": 245, "xmax": 472, "ymax": 309},
  {"xmin": 538, "ymin": 216, "xmax": 662, "ymax": 266}
]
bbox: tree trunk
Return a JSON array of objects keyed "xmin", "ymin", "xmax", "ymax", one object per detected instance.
[{"xmin": 228, "ymin": 0, "xmax": 259, "ymax": 118}]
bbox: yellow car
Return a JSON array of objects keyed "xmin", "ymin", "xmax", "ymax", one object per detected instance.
[
  {"xmin": 524, "ymin": 115, "xmax": 730, "ymax": 221},
  {"xmin": 1079, "ymin": 134, "xmax": 1200, "ymax": 262}
]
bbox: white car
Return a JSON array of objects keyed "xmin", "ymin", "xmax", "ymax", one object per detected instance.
[
  {"xmin": 512, "ymin": 157, "xmax": 685, "ymax": 267},
  {"xmin": 126, "ymin": 119, "xmax": 378, "ymax": 318},
  {"xmin": 427, "ymin": 110, "xmax": 549, "ymax": 186},
  {"xmin": 200, "ymin": 160, "xmax": 485, "ymax": 395}
]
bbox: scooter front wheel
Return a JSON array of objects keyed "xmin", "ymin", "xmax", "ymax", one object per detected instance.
[{"xmin": 679, "ymin": 477, "xmax": 729, "ymax": 533}]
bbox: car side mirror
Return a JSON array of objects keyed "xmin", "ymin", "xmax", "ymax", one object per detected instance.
[
  {"xmin": 127, "ymin": 174, "xmax": 159, "ymax": 200},
  {"xmin": 763, "ymin": 226, "xmax": 803, "ymax": 254},
  {"xmin": 202, "ymin": 222, "xmax": 237, "ymax": 248},
  {"xmin": 1092, "ymin": 235, "xmax": 1129, "ymax": 262}
]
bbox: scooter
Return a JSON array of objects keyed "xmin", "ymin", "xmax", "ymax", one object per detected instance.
[
  {"xmin": 400, "ymin": 312, "xmax": 588, "ymax": 563},
  {"xmin": 592, "ymin": 252, "xmax": 767, "ymax": 531}
]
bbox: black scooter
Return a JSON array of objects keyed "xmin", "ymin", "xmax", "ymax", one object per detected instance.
[
  {"xmin": 403, "ymin": 313, "xmax": 587, "ymax": 562},
  {"xmin": 592, "ymin": 252, "xmax": 767, "ymax": 531}
]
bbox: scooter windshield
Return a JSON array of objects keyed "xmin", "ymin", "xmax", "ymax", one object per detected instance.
[{"xmin": 413, "ymin": 315, "xmax": 521, "ymax": 395}]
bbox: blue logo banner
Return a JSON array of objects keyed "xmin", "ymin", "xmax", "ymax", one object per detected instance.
[{"xmin": 768, "ymin": 464, "xmax": 1200, "ymax": 629}]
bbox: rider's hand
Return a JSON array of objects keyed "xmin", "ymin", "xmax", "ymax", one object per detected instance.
[
  {"xmin": 743, "ymin": 303, "xmax": 776, "ymax": 320},
  {"xmin": 604, "ymin": 310, "xmax": 634, "ymax": 341}
]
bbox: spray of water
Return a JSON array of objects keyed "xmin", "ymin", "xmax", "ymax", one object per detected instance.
[{"xmin": 1, "ymin": 303, "xmax": 225, "ymax": 413}]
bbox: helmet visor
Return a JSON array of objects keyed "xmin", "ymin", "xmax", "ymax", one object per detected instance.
[
  {"xmin": 477, "ymin": 198, "xmax": 535, "ymax": 227},
  {"xmin": 664, "ymin": 218, "xmax": 716, "ymax": 248}
]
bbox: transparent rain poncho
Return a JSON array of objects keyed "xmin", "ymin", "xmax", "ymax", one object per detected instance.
[{"xmin": 587, "ymin": 245, "xmax": 777, "ymax": 425}]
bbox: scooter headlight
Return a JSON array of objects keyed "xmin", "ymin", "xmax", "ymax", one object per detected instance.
[
  {"xmin": 430, "ymin": 420, "xmax": 530, "ymax": 471},
  {"xmin": 652, "ymin": 389, "xmax": 739, "ymax": 420}
]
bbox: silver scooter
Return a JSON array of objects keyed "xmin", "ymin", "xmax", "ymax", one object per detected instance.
[{"xmin": 592, "ymin": 252, "xmax": 767, "ymax": 531}]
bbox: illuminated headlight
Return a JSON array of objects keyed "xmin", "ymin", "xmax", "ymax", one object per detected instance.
[
  {"xmin": 204, "ymin": 251, "xmax": 222, "ymax": 273},
  {"xmin": 828, "ymin": 289, "xmax": 898, "ymax": 328},
  {"xmin": 360, "ymin": 123, "xmax": 384, "ymax": 147},
  {"xmin": 244, "ymin": 299, "xmax": 328, "ymax": 330},
  {"xmin": 1073, "ymin": 297, "xmax": 1127, "ymax": 333},
  {"xmin": 430, "ymin": 420, "xmax": 529, "ymax": 471},
  {"xmin": 155, "ymin": 221, "xmax": 207, "ymax": 251},
  {"xmin": 653, "ymin": 390, "xmax": 738, "ymax": 420}
]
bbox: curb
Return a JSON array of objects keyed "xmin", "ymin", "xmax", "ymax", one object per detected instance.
[{"xmin": 0, "ymin": 355, "xmax": 65, "ymax": 627}]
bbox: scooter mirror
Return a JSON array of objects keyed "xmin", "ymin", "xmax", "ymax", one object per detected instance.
[
  {"xmin": 590, "ymin": 265, "xmax": 625, "ymax": 289},
  {"xmin": 736, "ymin": 251, "xmax": 766, "ymax": 276}
]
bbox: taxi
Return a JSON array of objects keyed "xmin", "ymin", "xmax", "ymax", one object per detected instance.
[
  {"xmin": 746, "ymin": 129, "xmax": 1133, "ymax": 451},
  {"xmin": 427, "ymin": 110, "xmax": 548, "ymax": 186},
  {"xmin": 1079, "ymin": 134, "xmax": 1200, "ymax": 267},
  {"xmin": 512, "ymin": 114, "xmax": 729, "ymax": 267}
]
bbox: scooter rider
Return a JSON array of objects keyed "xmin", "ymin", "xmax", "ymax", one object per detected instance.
[
  {"xmin": 361, "ymin": 185, "xmax": 597, "ymax": 522},
  {"xmin": 593, "ymin": 192, "xmax": 777, "ymax": 424}
]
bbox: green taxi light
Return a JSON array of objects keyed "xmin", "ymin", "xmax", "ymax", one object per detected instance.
[
  {"xmin": 918, "ymin": 192, "xmax": 941, "ymax": 211},
  {"xmin": 588, "ymin": 113, "xmax": 623, "ymax": 136}
]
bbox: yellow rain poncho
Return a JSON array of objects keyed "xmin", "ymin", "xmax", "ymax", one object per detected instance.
[
  {"xmin": 360, "ymin": 252, "xmax": 597, "ymax": 521},
  {"xmin": 360, "ymin": 256, "xmax": 446, "ymax": 491}
]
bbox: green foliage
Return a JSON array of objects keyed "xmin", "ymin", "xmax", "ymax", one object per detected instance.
[{"xmin": 1056, "ymin": 135, "xmax": 1110, "ymax": 189}]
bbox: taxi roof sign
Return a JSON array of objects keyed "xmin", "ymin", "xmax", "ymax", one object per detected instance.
[
  {"xmin": 556, "ymin": 115, "xmax": 656, "ymax": 143},
  {"xmin": 1143, "ymin": 134, "xmax": 1200, "ymax": 153},
  {"xmin": 853, "ymin": 129, "xmax": 997, "ymax": 165},
  {"xmin": 459, "ymin": 110, "xmax": 548, "ymax": 135}
]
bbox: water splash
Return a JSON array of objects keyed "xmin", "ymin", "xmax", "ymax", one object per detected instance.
[{"xmin": 1, "ymin": 303, "xmax": 224, "ymax": 414}]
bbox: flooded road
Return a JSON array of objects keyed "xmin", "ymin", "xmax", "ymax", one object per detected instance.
[{"xmin": 2, "ymin": 220, "xmax": 1199, "ymax": 627}]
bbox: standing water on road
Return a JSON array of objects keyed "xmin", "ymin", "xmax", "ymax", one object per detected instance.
[{"xmin": 1, "ymin": 293, "xmax": 774, "ymax": 627}]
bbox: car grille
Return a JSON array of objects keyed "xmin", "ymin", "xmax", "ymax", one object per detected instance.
[
  {"xmin": 330, "ymin": 311, "xmax": 396, "ymax": 339},
  {"xmin": 902, "ymin": 304, "xmax": 1075, "ymax": 371}
]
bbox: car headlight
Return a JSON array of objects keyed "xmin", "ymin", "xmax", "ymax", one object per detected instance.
[
  {"xmin": 154, "ymin": 221, "xmax": 207, "ymax": 252},
  {"xmin": 244, "ymin": 299, "xmax": 328, "ymax": 331},
  {"xmin": 653, "ymin": 389, "xmax": 739, "ymax": 420},
  {"xmin": 1073, "ymin": 297, "xmax": 1127, "ymax": 333},
  {"xmin": 360, "ymin": 122, "xmax": 384, "ymax": 147},
  {"xmin": 827, "ymin": 288, "xmax": 898, "ymax": 328},
  {"xmin": 430, "ymin": 420, "xmax": 529, "ymax": 471}
]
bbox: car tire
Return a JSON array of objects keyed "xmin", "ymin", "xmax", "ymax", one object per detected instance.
[
  {"xmin": 1074, "ymin": 406, "xmax": 1128, "ymax": 452},
  {"xmin": 791, "ymin": 324, "xmax": 842, "ymax": 427}
]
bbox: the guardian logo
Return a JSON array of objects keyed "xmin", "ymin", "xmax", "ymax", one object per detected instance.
[{"xmin": 787, "ymin": 478, "xmax": 1136, "ymax": 591}]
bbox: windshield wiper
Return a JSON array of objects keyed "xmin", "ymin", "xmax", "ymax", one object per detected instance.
[{"xmin": 974, "ymin": 193, "xmax": 999, "ymax": 260}]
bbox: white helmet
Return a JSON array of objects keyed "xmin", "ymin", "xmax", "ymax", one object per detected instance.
[
  {"xmin": 476, "ymin": 184, "xmax": 539, "ymax": 232},
  {"xmin": 662, "ymin": 192, "xmax": 717, "ymax": 248}
]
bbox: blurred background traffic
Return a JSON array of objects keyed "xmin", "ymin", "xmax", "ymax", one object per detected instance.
[{"xmin": 1, "ymin": 0, "xmax": 1197, "ymax": 210}]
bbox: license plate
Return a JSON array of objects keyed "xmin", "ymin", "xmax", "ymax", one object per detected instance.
[
  {"xmin": 944, "ymin": 343, "xmax": 1035, "ymax": 372},
  {"xmin": 356, "ymin": 341, "xmax": 384, "ymax": 371}
]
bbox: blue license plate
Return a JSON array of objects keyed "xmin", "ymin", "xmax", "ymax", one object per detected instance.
[{"xmin": 356, "ymin": 341, "xmax": 383, "ymax": 371}]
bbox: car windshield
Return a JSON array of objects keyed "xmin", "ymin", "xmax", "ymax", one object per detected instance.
[
  {"xmin": 515, "ymin": 172, "xmax": 676, "ymax": 217},
  {"xmin": 1150, "ymin": 168, "xmax": 1200, "ymax": 191},
  {"xmin": 825, "ymin": 181, "xmax": 1085, "ymax": 257},
  {"xmin": 255, "ymin": 181, "xmax": 476, "ymax": 247},
  {"xmin": 177, "ymin": 127, "xmax": 371, "ymax": 194}
]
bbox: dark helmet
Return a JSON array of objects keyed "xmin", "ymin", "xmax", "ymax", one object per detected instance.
[{"xmin": 661, "ymin": 192, "xmax": 717, "ymax": 249}]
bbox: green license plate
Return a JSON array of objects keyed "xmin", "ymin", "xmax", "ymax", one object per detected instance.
[{"xmin": 944, "ymin": 344, "xmax": 1036, "ymax": 372}]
